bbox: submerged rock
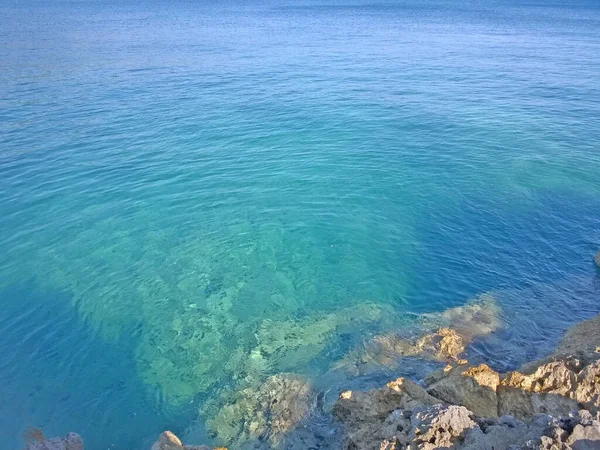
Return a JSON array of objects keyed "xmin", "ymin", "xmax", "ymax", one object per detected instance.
[
  {"xmin": 205, "ymin": 373, "xmax": 312, "ymax": 447},
  {"xmin": 23, "ymin": 429, "xmax": 83, "ymax": 450},
  {"xmin": 334, "ymin": 294, "xmax": 502, "ymax": 376},
  {"xmin": 150, "ymin": 431, "xmax": 225, "ymax": 450}
]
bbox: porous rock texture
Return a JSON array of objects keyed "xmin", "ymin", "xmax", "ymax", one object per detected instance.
[{"xmin": 333, "ymin": 312, "xmax": 600, "ymax": 450}]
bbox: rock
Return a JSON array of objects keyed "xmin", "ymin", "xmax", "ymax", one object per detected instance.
[
  {"xmin": 497, "ymin": 359, "xmax": 600, "ymax": 421},
  {"xmin": 151, "ymin": 431, "xmax": 183, "ymax": 450},
  {"xmin": 498, "ymin": 359, "xmax": 581, "ymax": 420},
  {"xmin": 333, "ymin": 294, "xmax": 502, "ymax": 376},
  {"xmin": 437, "ymin": 293, "xmax": 502, "ymax": 342},
  {"xmin": 414, "ymin": 327, "xmax": 466, "ymax": 361},
  {"xmin": 554, "ymin": 314, "xmax": 600, "ymax": 366},
  {"xmin": 150, "ymin": 431, "xmax": 224, "ymax": 450},
  {"xmin": 426, "ymin": 363, "xmax": 500, "ymax": 417},
  {"xmin": 530, "ymin": 410, "xmax": 600, "ymax": 449},
  {"xmin": 333, "ymin": 313, "xmax": 600, "ymax": 450},
  {"xmin": 332, "ymin": 377, "xmax": 439, "ymax": 450},
  {"xmin": 24, "ymin": 431, "xmax": 83, "ymax": 450},
  {"xmin": 594, "ymin": 250, "xmax": 600, "ymax": 268},
  {"xmin": 409, "ymin": 405, "xmax": 477, "ymax": 449},
  {"xmin": 206, "ymin": 373, "xmax": 312, "ymax": 447}
]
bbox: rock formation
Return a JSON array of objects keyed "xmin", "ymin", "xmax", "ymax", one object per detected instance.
[
  {"xmin": 334, "ymin": 294, "xmax": 501, "ymax": 376},
  {"xmin": 332, "ymin": 312, "xmax": 600, "ymax": 450},
  {"xmin": 150, "ymin": 431, "xmax": 225, "ymax": 450},
  {"xmin": 23, "ymin": 429, "xmax": 83, "ymax": 450},
  {"xmin": 594, "ymin": 250, "xmax": 600, "ymax": 268}
]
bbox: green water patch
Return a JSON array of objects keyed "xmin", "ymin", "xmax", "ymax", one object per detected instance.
[{"xmin": 14, "ymin": 203, "xmax": 419, "ymax": 415}]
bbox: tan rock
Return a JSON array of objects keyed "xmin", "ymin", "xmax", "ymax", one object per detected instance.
[
  {"xmin": 414, "ymin": 327, "xmax": 465, "ymax": 361},
  {"xmin": 426, "ymin": 363, "xmax": 500, "ymax": 417},
  {"xmin": 151, "ymin": 431, "xmax": 183, "ymax": 450},
  {"xmin": 150, "ymin": 431, "xmax": 221, "ymax": 450},
  {"xmin": 498, "ymin": 359, "xmax": 583, "ymax": 420},
  {"xmin": 333, "ymin": 377, "xmax": 440, "ymax": 450}
]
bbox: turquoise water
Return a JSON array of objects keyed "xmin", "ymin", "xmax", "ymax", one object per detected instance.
[{"xmin": 1, "ymin": 0, "xmax": 600, "ymax": 448}]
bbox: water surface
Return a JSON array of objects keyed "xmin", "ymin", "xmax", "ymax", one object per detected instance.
[{"xmin": 1, "ymin": 0, "xmax": 600, "ymax": 448}]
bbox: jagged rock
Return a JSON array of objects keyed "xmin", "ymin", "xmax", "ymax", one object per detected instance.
[
  {"xmin": 414, "ymin": 327, "xmax": 466, "ymax": 361},
  {"xmin": 594, "ymin": 251, "xmax": 600, "ymax": 268},
  {"xmin": 150, "ymin": 431, "xmax": 224, "ymax": 450},
  {"xmin": 332, "ymin": 377, "xmax": 440, "ymax": 450},
  {"xmin": 409, "ymin": 405, "xmax": 476, "ymax": 449},
  {"xmin": 498, "ymin": 359, "xmax": 581, "ymax": 420},
  {"xmin": 497, "ymin": 359, "xmax": 600, "ymax": 421},
  {"xmin": 532, "ymin": 410, "xmax": 600, "ymax": 449},
  {"xmin": 23, "ymin": 431, "xmax": 83, "ymax": 450},
  {"xmin": 426, "ymin": 363, "xmax": 500, "ymax": 417},
  {"xmin": 333, "ymin": 312, "xmax": 600, "ymax": 450}
]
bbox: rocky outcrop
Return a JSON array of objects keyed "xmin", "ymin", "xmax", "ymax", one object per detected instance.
[
  {"xmin": 333, "ymin": 312, "xmax": 600, "ymax": 450},
  {"xmin": 23, "ymin": 429, "xmax": 83, "ymax": 450},
  {"xmin": 150, "ymin": 431, "xmax": 222, "ymax": 450},
  {"xmin": 152, "ymin": 431, "xmax": 228, "ymax": 450},
  {"xmin": 425, "ymin": 363, "xmax": 500, "ymax": 417},
  {"xmin": 594, "ymin": 250, "xmax": 600, "ymax": 268}
]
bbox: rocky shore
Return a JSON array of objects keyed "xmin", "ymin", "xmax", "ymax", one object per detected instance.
[
  {"xmin": 24, "ymin": 273, "xmax": 600, "ymax": 450},
  {"xmin": 332, "ymin": 312, "xmax": 600, "ymax": 450}
]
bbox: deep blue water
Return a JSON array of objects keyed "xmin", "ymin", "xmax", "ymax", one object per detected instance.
[{"xmin": 1, "ymin": 0, "xmax": 600, "ymax": 448}]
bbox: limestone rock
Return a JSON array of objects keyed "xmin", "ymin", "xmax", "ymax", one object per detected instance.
[
  {"xmin": 24, "ymin": 431, "xmax": 83, "ymax": 450},
  {"xmin": 426, "ymin": 363, "xmax": 500, "ymax": 417},
  {"xmin": 332, "ymin": 377, "xmax": 439, "ymax": 450},
  {"xmin": 151, "ymin": 431, "xmax": 183, "ymax": 450},
  {"xmin": 497, "ymin": 359, "xmax": 600, "ymax": 421},
  {"xmin": 409, "ymin": 405, "xmax": 476, "ymax": 449},
  {"xmin": 150, "ymin": 431, "xmax": 224, "ymax": 450}
]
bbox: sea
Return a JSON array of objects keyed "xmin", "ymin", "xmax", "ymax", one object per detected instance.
[{"xmin": 1, "ymin": 0, "xmax": 599, "ymax": 448}]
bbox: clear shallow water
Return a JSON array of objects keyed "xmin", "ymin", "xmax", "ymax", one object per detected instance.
[{"xmin": 1, "ymin": 0, "xmax": 600, "ymax": 448}]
